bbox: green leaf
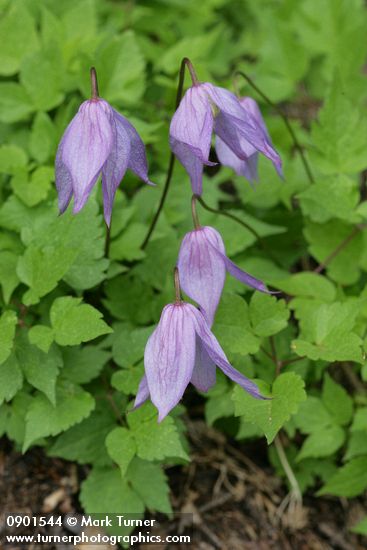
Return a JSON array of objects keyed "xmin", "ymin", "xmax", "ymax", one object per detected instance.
[
  {"xmin": 0, "ymin": 0, "xmax": 39, "ymax": 76},
  {"xmin": 345, "ymin": 431, "xmax": 367, "ymax": 461},
  {"xmin": 23, "ymin": 381, "xmax": 95, "ymax": 451},
  {"xmin": 111, "ymin": 364, "xmax": 144, "ymax": 396},
  {"xmin": 351, "ymin": 516, "xmax": 367, "ymax": 536},
  {"xmin": 297, "ymin": 424, "xmax": 345, "ymax": 461},
  {"xmin": 249, "ymin": 293, "xmax": 289, "ymax": 337},
  {"xmin": 49, "ymin": 406, "xmax": 116, "ymax": 466},
  {"xmin": 29, "ymin": 112, "xmax": 56, "ymax": 163},
  {"xmin": 213, "ymin": 294, "xmax": 259, "ymax": 358},
  {"xmin": 322, "ymin": 373, "xmax": 353, "ymax": 426},
  {"xmin": 106, "ymin": 427, "xmax": 137, "ymax": 477},
  {"xmin": 17, "ymin": 245, "xmax": 78, "ymax": 305},
  {"xmin": 110, "ymin": 223, "xmax": 146, "ymax": 261},
  {"xmin": 298, "ymin": 175, "xmax": 360, "ymax": 223},
  {"xmin": 304, "ymin": 220, "xmax": 363, "ymax": 284},
  {"xmin": 318, "ymin": 457, "xmax": 367, "ymax": 497},
  {"xmin": 11, "ymin": 167, "xmax": 53, "ymax": 207},
  {"xmin": 0, "ymin": 83, "xmax": 34, "ymax": 123},
  {"xmin": 62, "ymin": 346, "xmax": 111, "ymax": 384},
  {"xmin": 20, "ymin": 48, "xmax": 64, "ymax": 111},
  {"xmin": 351, "ymin": 408, "xmax": 367, "ymax": 432},
  {"xmin": 292, "ymin": 396, "xmax": 332, "ymax": 434},
  {"xmin": 28, "ymin": 325, "xmax": 54, "ymax": 353},
  {"xmin": 0, "ymin": 310, "xmax": 17, "ymax": 365},
  {"xmin": 0, "ymin": 145, "xmax": 28, "ymax": 175},
  {"xmin": 292, "ymin": 301, "xmax": 364, "ymax": 363},
  {"xmin": 80, "ymin": 468, "xmax": 144, "ymax": 515},
  {"xmin": 311, "ymin": 76, "xmax": 367, "ymax": 175},
  {"xmin": 112, "ymin": 325, "xmax": 153, "ymax": 368},
  {"xmin": 127, "ymin": 458, "xmax": 172, "ymax": 514},
  {"xmin": 127, "ymin": 403, "xmax": 189, "ymax": 461},
  {"xmin": 0, "ymin": 252, "xmax": 20, "ymax": 303},
  {"xmin": 274, "ymin": 272, "xmax": 336, "ymax": 301},
  {"xmin": 88, "ymin": 31, "xmax": 145, "ymax": 104},
  {"xmin": 16, "ymin": 336, "xmax": 62, "ymax": 405},
  {"xmin": 0, "ymin": 353, "xmax": 23, "ymax": 405},
  {"xmin": 233, "ymin": 372, "xmax": 307, "ymax": 444},
  {"xmin": 50, "ymin": 297, "xmax": 112, "ymax": 346}
]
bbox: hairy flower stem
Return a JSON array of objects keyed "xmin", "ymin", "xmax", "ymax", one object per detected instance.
[
  {"xmin": 191, "ymin": 195, "xmax": 201, "ymax": 229},
  {"xmin": 141, "ymin": 58, "xmax": 194, "ymax": 250},
  {"xmin": 235, "ymin": 71, "xmax": 315, "ymax": 185},
  {"xmin": 90, "ymin": 66, "xmax": 99, "ymax": 99},
  {"xmin": 174, "ymin": 267, "xmax": 182, "ymax": 303}
]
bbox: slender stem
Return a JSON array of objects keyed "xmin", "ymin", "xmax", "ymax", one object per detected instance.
[
  {"xmin": 194, "ymin": 194, "xmax": 261, "ymax": 241},
  {"xmin": 235, "ymin": 71, "xmax": 315, "ymax": 185},
  {"xmin": 260, "ymin": 345, "xmax": 274, "ymax": 362},
  {"xmin": 274, "ymin": 435, "xmax": 302, "ymax": 503},
  {"xmin": 174, "ymin": 267, "xmax": 182, "ymax": 303},
  {"xmin": 183, "ymin": 57, "xmax": 199, "ymax": 86},
  {"xmin": 104, "ymin": 222, "xmax": 111, "ymax": 257},
  {"xmin": 314, "ymin": 224, "xmax": 366, "ymax": 274},
  {"xmin": 141, "ymin": 58, "xmax": 189, "ymax": 250},
  {"xmin": 191, "ymin": 195, "xmax": 201, "ymax": 229},
  {"xmin": 90, "ymin": 66, "xmax": 99, "ymax": 99}
]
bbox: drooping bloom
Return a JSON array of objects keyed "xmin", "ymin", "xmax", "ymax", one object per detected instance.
[
  {"xmin": 170, "ymin": 82, "xmax": 282, "ymax": 194},
  {"xmin": 55, "ymin": 97, "xmax": 154, "ymax": 226},
  {"xmin": 215, "ymin": 97, "xmax": 276, "ymax": 182},
  {"xmin": 177, "ymin": 225, "xmax": 270, "ymax": 325},
  {"xmin": 134, "ymin": 301, "xmax": 263, "ymax": 421}
]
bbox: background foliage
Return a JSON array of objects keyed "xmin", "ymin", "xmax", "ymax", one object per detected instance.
[{"xmin": 1, "ymin": 0, "xmax": 367, "ymax": 536}]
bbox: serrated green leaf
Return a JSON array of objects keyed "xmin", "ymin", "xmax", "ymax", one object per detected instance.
[
  {"xmin": 318, "ymin": 457, "xmax": 367, "ymax": 497},
  {"xmin": 0, "ymin": 251, "xmax": 20, "ymax": 303},
  {"xmin": 50, "ymin": 297, "xmax": 112, "ymax": 346},
  {"xmin": 127, "ymin": 458, "xmax": 172, "ymax": 514},
  {"xmin": 80, "ymin": 468, "xmax": 144, "ymax": 517},
  {"xmin": 111, "ymin": 364, "xmax": 144, "ymax": 396},
  {"xmin": 0, "ymin": 310, "xmax": 17, "ymax": 365},
  {"xmin": 250, "ymin": 293, "xmax": 289, "ymax": 337},
  {"xmin": 292, "ymin": 396, "xmax": 332, "ymax": 434},
  {"xmin": 49, "ymin": 406, "xmax": 116, "ymax": 466},
  {"xmin": 16, "ymin": 335, "xmax": 62, "ymax": 405},
  {"xmin": 274, "ymin": 272, "xmax": 336, "ymax": 301},
  {"xmin": 112, "ymin": 325, "xmax": 153, "ymax": 368},
  {"xmin": 297, "ymin": 424, "xmax": 345, "ymax": 461},
  {"xmin": 28, "ymin": 325, "xmax": 54, "ymax": 353},
  {"xmin": 106, "ymin": 427, "xmax": 137, "ymax": 477},
  {"xmin": 0, "ymin": 82, "xmax": 34, "ymax": 123},
  {"xmin": 0, "ymin": 0, "xmax": 39, "ymax": 76},
  {"xmin": 322, "ymin": 373, "xmax": 353, "ymax": 426},
  {"xmin": 127, "ymin": 403, "xmax": 189, "ymax": 461},
  {"xmin": 213, "ymin": 294, "xmax": 259, "ymax": 358},
  {"xmin": 29, "ymin": 112, "xmax": 56, "ymax": 163},
  {"xmin": 23, "ymin": 381, "xmax": 95, "ymax": 451},
  {"xmin": 0, "ymin": 353, "xmax": 23, "ymax": 405},
  {"xmin": 62, "ymin": 346, "xmax": 111, "ymax": 384},
  {"xmin": 233, "ymin": 372, "xmax": 306, "ymax": 444},
  {"xmin": 0, "ymin": 145, "xmax": 27, "ymax": 175}
]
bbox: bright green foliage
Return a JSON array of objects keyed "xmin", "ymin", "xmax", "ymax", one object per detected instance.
[
  {"xmin": 50, "ymin": 297, "xmax": 112, "ymax": 346},
  {"xmin": 0, "ymin": 310, "xmax": 17, "ymax": 364},
  {"xmin": 1, "ymin": 0, "xmax": 367, "ymax": 525},
  {"xmin": 233, "ymin": 373, "xmax": 307, "ymax": 443}
]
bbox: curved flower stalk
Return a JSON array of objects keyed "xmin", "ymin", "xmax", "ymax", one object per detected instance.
[
  {"xmin": 134, "ymin": 278, "xmax": 263, "ymax": 421},
  {"xmin": 216, "ymin": 97, "xmax": 277, "ymax": 182},
  {"xmin": 169, "ymin": 66, "xmax": 282, "ymax": 194},
  {"xmin": 55, "ymin": 67, "xmax": 154, "ymax": 226}
]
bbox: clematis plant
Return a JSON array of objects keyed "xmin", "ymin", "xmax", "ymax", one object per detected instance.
[
  {"xmin": 177, "ymin": 197, "xmax": 271, "ymax": 325},
  {"xmin": 134, "ymin": 268, "xmax": 263, "ymax": 421},
  {"xmin": 169, "ymin": 61, "xmax": 282, "ymax": 194},
  {"xmin": 215, "ymin": 96, "xmax": 276, "ymax": 182},
  {"xmin": 55, "ymin": 67, "xmax": 154, "ymax": 226}
]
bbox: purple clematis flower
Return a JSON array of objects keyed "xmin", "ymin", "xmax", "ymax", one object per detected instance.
[
  {"xmin": 134, "ymin": 300, "xmax": 262, "ymax": 421},
  {"xmin": 215, "ymin": 97, "xmax": 276, "ymax": 182},
  {"xmin": 170, "ymin": 82, "xmax": 282, "ymax": 194},
  {"xmin": 177, "ymin": 225, "xmax": 270, "ymax": 326},
  {"xmin": 55, "ymin": 69, "xmax": 154, "ymax": 226}
]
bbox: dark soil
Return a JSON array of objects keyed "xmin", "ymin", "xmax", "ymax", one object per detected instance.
[{"xmin": 0, "ymin": 422, "xmax": 366, "ymax": 550}]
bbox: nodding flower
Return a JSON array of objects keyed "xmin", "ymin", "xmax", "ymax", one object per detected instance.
[
  {"xmin": 55, "ymin": 68, "xmax": 154, "ymax": 226},
  {"xmin": 170, "ymin": 79, "xmax": 282, "ymax": 194}
]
